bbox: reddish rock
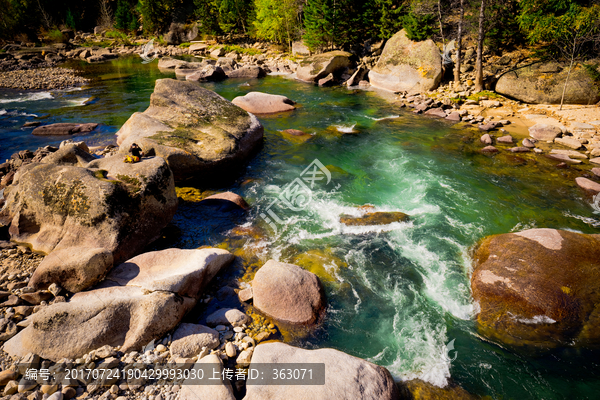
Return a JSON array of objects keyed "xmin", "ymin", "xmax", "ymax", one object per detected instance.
[
  {"xmin": 252, "ymin": 260, "xmax": 326, "ymax": 326},
  {"xmin": 575, "ymin": 177, "xmax": 600, "ymax": 194},
  {"xmin": 200, "ymin": 192, "xmax": 249, "ymax": 211},
  {"xmin": 472, "ymin": 229, "xmax": 600, "ymax": 349}
]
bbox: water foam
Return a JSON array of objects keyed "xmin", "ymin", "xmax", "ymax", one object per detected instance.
[{"xmin": 0, "ymin": 92, "xmax": 54, "ymax": 104}]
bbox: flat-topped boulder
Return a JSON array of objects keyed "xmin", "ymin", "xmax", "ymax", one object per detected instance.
[
  {"xmin": 116, "ymin": 79, "xmax": 263, "ymax": 182},
  {"xmin": 32, "ymin": 123, "xmax": 98, "ymax": 136},
  {"xmin": 0, "ymin": 149, "xmax": 177, "ymax": 292},
  {"xmin": 471, "ymin": 228, "xmax": 600, "ymax": 349},
  {"xmin": 244, "ymin": 342, "xmax": 399, "ymax": 400},
  {"xmin": 252, "ymin": 260, "xmax": 326, "ymax": 326},
  {"xmin": 296, "ymin": 51, "xmax": 352, "ymax": 83},
  {"xmin": 369, "ymin": 29, "xmax": 442, "ymax": 93},
  {"xmin": 232, "ymin": 92, "xmax": 296, "ymax": 114},
  {"xmin": 3, "ymin": 248, "xmax": 234, "ymax": 361},
  {"xmin": 496, "ymin": 62, "xmax": 600, "ymax": 104}
]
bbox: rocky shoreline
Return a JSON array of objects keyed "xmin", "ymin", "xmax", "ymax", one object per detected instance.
[
  {"xmin": 1, "ymin": 27, "xmax": 600, "ymax": 400},
  {"xmin": 0, "ymin": 68, "xmax": 90, "ymax": 90}
]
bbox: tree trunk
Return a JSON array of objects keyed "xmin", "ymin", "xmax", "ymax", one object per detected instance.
[
  {"xmin": 474, "ymin": 0, "xmax": 486, "ymax": 92},
  {"xmin": 437, "ymin": 0, "xmax": 445, "ymax": 45},
  {"xmin": 454, "ymin": 0, "xmax": 464, "ymax": 84},
  {"xmin": 560, "ymin": 36, "xmax": 578, "ymax": 111}
]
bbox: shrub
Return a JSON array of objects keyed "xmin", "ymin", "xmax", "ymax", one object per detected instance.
[{"xmin": 401, "ymin": 12, "xmax": 435, "ymax": 41}]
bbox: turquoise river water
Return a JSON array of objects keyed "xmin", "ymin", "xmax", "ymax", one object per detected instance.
[{"xmin": 1, "ymin": 57, "xmax": 600, "ymax": 399}]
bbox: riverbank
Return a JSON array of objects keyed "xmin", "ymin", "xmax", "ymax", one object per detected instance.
[{"xmin": 1, "ymin": 46, "xmax": 600, "ymax": 400}]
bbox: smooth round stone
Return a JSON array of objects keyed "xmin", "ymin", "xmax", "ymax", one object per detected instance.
[
  {"xmin": 225, "ymin": 342, "xmax": 237, "ymax": 358},
  {"xmin": 18, "ymin": 379, "xmax": 37, "ymax": 393},
  {"xmin": 41, "ymin": 385, "xmax": 58, "ymax": 395},
  {"xmin": 233, "ymin": 326, "xmax": 244, "ymax": 333},
  {"xmin": 215, "ymin": 325, "xmax": 227, "ymax": 331}
]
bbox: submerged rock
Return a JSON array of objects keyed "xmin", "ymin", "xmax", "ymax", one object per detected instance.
[
  {"xmin": 296, "ymin": 51, "xmax": 352, "ymax": 83},
  {"xmin": 252, "ymin": 260, "xmax": 326, "ymax": 326},
  {"xmin": 0, "ymin": 151, "xmax": 177, "ymax": 292},
  {"xmin": 471, "ymin": 228, "xmax": 600, "ymax": 349},
  {"xmin": 340, "ymin": 211, "xmax": 409, "ymax": 226},
  {"xmin": 232, "ymin": 92, "xmax": 295, "ymax": 114},
  {"xmin": 116, "ymin": 79, "xmax": 263, "ymax": 182},
  {"xmin": 3, "ymin": 248, "xmax": 234, "ymax": 361},
  {"xmin": 244, "ymin": 342, "xmax": 399, "ymax": 400},
  {"xmin": 369, "ymin": 29, "xmax": 442, "ymax": 93}
]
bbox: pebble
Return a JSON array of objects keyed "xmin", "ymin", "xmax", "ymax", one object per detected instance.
[
  {"xmin": 40, "ymin": 385, "xmax": 58, "ymax": 395},
  {"xmin": 225, "ymin": 342, "xmax": 237, "ymax": 358},
  {"xmin": 18, "ymin": 379, "xmax": 38, "ymax": 393},
  {"xmin": 215, "ymin": 325, "xmax": 227, "ymax": 331},
  {"xmin": 155, "ymin": 344, "xmax": 166, "ymax": 353},
  {"xmin": 0, "ymin": 68, "xmax": 89, "ymax": 90},
  {"xmin": 47, "ymin": 392, "xmax": 63, "ymax": 400}
]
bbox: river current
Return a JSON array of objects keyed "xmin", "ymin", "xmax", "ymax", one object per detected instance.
[{"xmin": 1, "ymin": 57, "xmax": 599, "ymax": 399}]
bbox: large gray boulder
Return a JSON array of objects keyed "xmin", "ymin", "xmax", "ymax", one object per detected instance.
[
  {"xmin": 369, "ymin": 29, "xmax": 442, "ymax": 93},
  {"xmin": 296, "ymin": 51, "xmax": 352, "ymax": 83},
  {"xmin": 232, "ymin": 92, "xmax": 296, "ymax": 114},
  {"xmin": 496, "ymin": 62, "xmax": 600, "ymax": 104},
  {"xmin": 0, "ymin": 149, "xmax": 177, "ymax": 292},
  {"xmin": 244, "ymin": 342, "xmax": 399, "ymax": 400},
  {"xmin": 2, "ymin": 248, "xmax": 234, "ymax": 361},
  {"xmin": 116, "ymin": 79, "xmax": 263, "ymax": 182},
  {"xmin": 252, "ymin": 260, "xmax": 326, "ymax": 326}
]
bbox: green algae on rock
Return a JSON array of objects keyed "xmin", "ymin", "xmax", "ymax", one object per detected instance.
[
  {"xmin": 471, "ymin": 228, "xmax": 600, "ymax": 350},
  {"xmin": 116, "ymin": 79, "xmax": 263, "ymax": 183}
]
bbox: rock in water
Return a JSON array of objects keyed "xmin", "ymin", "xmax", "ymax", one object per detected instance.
[
  {"xmin": 244, "ymin": 342, "xmax": 399, "ymax": 400},
  {"xmin": 232, "ymin": 92, "xmax": 295, "ymax": 114},
  {"xmin": 339, "ymin": 211, "xmax": 409, "ymax": 226},
  {"xmin": 226, "ymin": 66, "xmax": 266, "ymax": 79},
  {"xmin": 0, "ymin": 150, "xmax": 177, "ymax": 292},
  {"xmin": 252, "ymin": 260, "xmax": 326, "ymax": 326},
  {"xmin": 3, "ymin": 248, "xmax": 234, "ymax": 361},
  {"xmin": 32, "ymin": 123, "xmax": 98, "ymax": 136},
  {"xmin": 116, "ymin": 79, "xmax": 263, "ymax": 182},
  {"xmin": 496, "ymin": 62, "xmax": 600, "ymax": 104},
  {"xmin": 471, "ymin": 228, "xmax": 600, "ymax": 349},
  {"xmin": 368, "ymin": 29, "xmax": 442, "ymax": 93},
  {"xmin": 296, "ymin": 51, "xmax": 352, "ymax": 83}
]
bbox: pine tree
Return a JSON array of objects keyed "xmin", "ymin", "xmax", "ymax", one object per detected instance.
[{"xmin": 303, "ymin": 0, "xmax": 335, "ymax": 51}]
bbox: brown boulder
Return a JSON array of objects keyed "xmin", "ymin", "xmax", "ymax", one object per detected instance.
[
  {"xmin": 32, "ymin": 123, "xmax": 98, "ymax": 136},
  {"xmin": 340, "ymin": 211, "xmax": 409, "ymax": 226},
  {"xmin": 1, "ymin": 154, "xmax": 177, "ymax": 292},
  {"xmin": 471, "ymin": 228, "xmax": 600, "ymax": 349},
  {"xmin": 296, "ymin": 51, "xmax": 352, "ymax": 83},
  {"xmin": 252, "ymin": 260, "xmax": 326, "ymax": 326}
]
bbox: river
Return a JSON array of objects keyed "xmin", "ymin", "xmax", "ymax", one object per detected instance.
[{"xmin": 1, "ymin": 56, "xmax": 599, "ymax": 399}]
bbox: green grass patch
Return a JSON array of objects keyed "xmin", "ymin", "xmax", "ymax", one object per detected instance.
[
  {"xmin": 179, "ymin": 42, "xmax": 191, "ymax": 48},
  {"xmin": 47, "ymin": 29, "xmax": 65, "ymax": 43},
  {"xmin": 467, "ymin": 90, "xmax": 503, "ymax": 101},
  {"xmin": 221, "ymin": 44, "xmax": 262, "ymax": 56}
]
